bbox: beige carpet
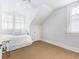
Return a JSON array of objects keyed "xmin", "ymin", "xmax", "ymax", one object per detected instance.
[{"xmin": 3, "ymin": 41, "xmax": 79, "ymax": 59}]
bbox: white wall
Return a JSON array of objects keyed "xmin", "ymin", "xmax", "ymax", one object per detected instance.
[
  {"xmin": 42, "ymin": 2, "xmax": 79, "ymax": 53},
  {"xmin": 30, "ymin": 25, "xmax": 42, "ymax": 41},
  {"xmin": 30, "ymin": 5, "xmax": 53, "ymax": 41},
  {"xmin": 42, "ymin": 7, "xmax": 67, "ymax": 42}
]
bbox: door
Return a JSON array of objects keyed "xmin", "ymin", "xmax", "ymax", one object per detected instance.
[{"xmin": 30, "ymin": 25, "xmax": 42, "ymax": 41}]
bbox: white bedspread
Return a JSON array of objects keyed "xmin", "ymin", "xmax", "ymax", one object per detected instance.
[
  {"xmin": 0, "ymin": 35, "xmax": 10, "ymax": 44},
  {"xmin": 0, "ymin": 35, "xmax": 32, "ymax": 51}
]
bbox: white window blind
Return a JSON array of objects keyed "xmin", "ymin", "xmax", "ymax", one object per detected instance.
[
  {"xmin": 1, "ymin": 12, "xmax": 26, "ymax": 34},
  {"xmin": 69, "ymin": 7, "xmax": 79, "ymax": 33},
  {"xmin": 15, "ymin": 14, "xmax": 25, "ymax": 31},
  {"xmin": 2, "ymin": 12, "xmax": 13, "ymax": 31}
]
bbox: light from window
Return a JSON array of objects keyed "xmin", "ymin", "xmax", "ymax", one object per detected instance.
[
  {"xmin": 1, "ymin": 12, "xmax": 26, "ymax": 34},
  {"xmin": 72, "ymin": 7, "xmax": 79, "ymax": 15},
  {"xmin": 68, "ymin": 7, "xmax": 79, "ymax": 33}
]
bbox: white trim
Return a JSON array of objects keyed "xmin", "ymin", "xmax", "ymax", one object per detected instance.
[
  {"xmin": 41, "ymin": 39, "xmax": 79, "ymax": 53},
  {"xmin": 32, "ymin": 39, "xmax": 41, "ymax": 42}
]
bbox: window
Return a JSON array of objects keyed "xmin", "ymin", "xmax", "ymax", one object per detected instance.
[
  {"xmin": 15, "ymin": 14, "xmax": 25, "ymax": 31},
  {"xmin": 1, "ymin": 12, "xmax": 26, "ymax": 35},
  {"xmin": 2, "ymin": 12, "xmax": 13, "ymax": 31},
  {"xmin": 68, "ymin": 7, "xmax": 79, "ymax": 33}
]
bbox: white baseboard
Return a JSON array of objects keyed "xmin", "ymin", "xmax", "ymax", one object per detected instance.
[
  {"xmin": 41, "ymin": 39, "xmax": 79, "ymax": 53},
  {"xmin": 32, "ymin": 39, "xmax": 41, "ymax": 42}
]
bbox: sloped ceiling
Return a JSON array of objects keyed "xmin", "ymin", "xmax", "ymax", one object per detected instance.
[
  {"xmin": 1, "ymin": 0, "xmax": 78, "ymax": 25},
  {"xmin": 31, "ymin": 4, "xmax": 53, "ymax": 25},
  {"xmin": 31, "ymin": 0, "xmax": 78, "ymax": 25},
  {"xmin": 31, "ymin": 0, "xmax": 77, "ymax": 8}
]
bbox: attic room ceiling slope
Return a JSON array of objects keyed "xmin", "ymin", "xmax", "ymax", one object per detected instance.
[
  {"xmin": 0, "ymin": 0, "xmax": 78, "ymax": 25},
  {"xmin": 31, "ymin": 0, "xmax": 77, "ymax": 8},
  {"xmin": 30, "ymin": 0, "xmax": 78, "ymax": 25},
  {"xmin": 31, "ymin": 4, "xmax": 53, "ymax": 25}
]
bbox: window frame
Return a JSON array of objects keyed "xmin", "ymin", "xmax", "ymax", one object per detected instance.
[
  {"xmin": 1, "ymin": 11, "xmax": 26, "ymax": 34},
  {"xmin": 67, "ymin": 4, "xmax": 79, "ymax": 34}
]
